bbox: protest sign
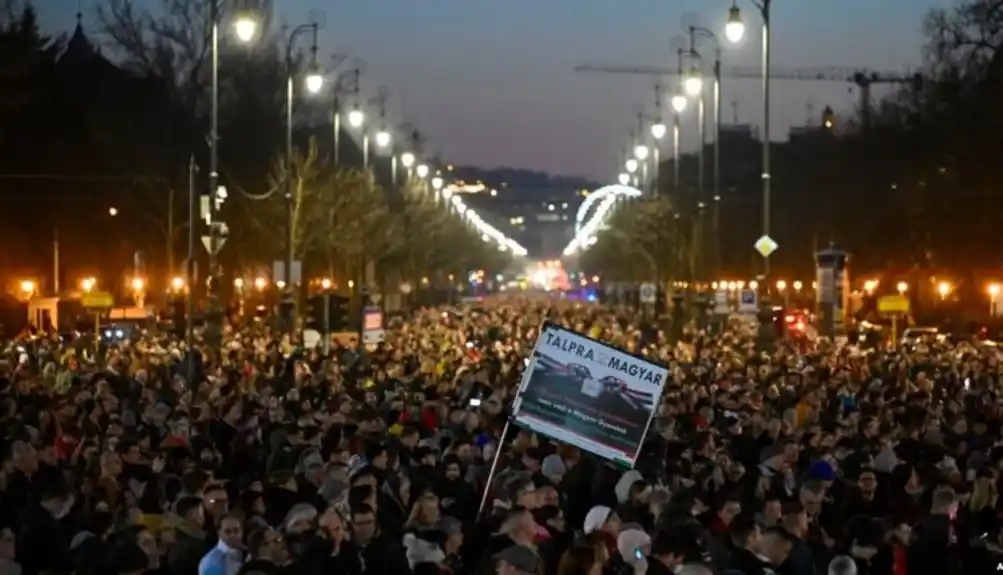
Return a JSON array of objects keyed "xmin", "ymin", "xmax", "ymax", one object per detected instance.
[{"xmin": 511, "ymin": 322, "xmax": 668, "ymax": 467}]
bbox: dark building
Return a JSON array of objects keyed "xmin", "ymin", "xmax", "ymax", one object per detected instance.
[{"xmin": 656, "ymin": 114, "xmax": 848, "ymax": 280}]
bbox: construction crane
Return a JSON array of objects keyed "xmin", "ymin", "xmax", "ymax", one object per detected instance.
[{"xmin": 574, "ymin": 63, "xmax": 921, "ymax": 127}]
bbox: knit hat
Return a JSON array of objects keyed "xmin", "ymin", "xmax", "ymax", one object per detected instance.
[
  {"xmin": 808, "ymin": 460, "xmax": 836, "ymax": 481},
  {"xmin": 541, "ymin": 454, "xmax": 567, "ymax": 477},
  {"xmin": 283, "ymin": 503, "xmax": 318, "ymax": 532},
  {"xmin": 615, "ymin": 470, "xmax": 643, "ymax": 504},
  {"xmin": 874, "ymin": 446, "xmax": 900, "ymax": 473},
  {"xmin": 616, "ymin": 529, "xmax": 651, "ymax": 565},
  {"xmin": 583, "ymin": 505, "xmax": 612, "ymax": 535}
]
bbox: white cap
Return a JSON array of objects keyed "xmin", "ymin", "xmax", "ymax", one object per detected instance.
[{"xmin": 583, "ymin": 505, "xmax": 612, "ymax": 534}]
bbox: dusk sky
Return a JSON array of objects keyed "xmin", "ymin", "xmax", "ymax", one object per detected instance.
[{"xmin": 38, "ymin": 0, "xmax": 951, "ymax": 182}]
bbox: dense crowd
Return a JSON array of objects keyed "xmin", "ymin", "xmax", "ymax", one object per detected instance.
[{"xmin": 0, "ymin": 295, "xmax": 999, "ymax": 575}]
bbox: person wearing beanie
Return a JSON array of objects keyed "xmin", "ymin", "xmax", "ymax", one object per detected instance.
[
  {"xmin": 614, "ymin": 470, "xmax": 643, "ymax": 505},
  {"xmin": 583, "ymin": 505, "xmax": 614, "ymax": 536},
  {"xmin": 616, "ymin": 528, "xmax": 652, "ymax": 572},
  {"xmin": 808, "ymin": 460, "xmax": 837, "ymax": 484},
  {"xmin": 540, "ymin": 454, "xmax": 567, "ymax": 485}
]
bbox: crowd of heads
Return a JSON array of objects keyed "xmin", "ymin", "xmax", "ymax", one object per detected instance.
[{"xmin": 0, "ymin": 296, "xmax": 1000, "ymax": 575}]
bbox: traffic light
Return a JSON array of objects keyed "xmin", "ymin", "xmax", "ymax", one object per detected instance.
[
  {"xmin": 305, "ymin": 295, "xmax": 326, "ymax": 333},
  {"xmin": 169, "ymin": 294, "xmax": 185, "ymax": 339},
  {"xmin": 304, "ymin": 294, "xmax": 351, "ymax": 334},
  {"xmin": 328, "ymin": 294, "xmax": 350, "ymax": 332}
]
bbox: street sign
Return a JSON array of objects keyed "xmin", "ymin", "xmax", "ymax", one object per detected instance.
[
  {"xmin": 639, "ymin": 282, "xmax": 656, "ymax": 304},
  {"xmin": 362, "ymin": 306, "xmax": 385, "ymax": 345},
  {"xmin": 713, "ymin": 290, "xmax": 730, "ymax": 314},
  {"xmin": 271, "ymin": 260, "xmax": 303, "ymax": 284},
  {"xmin": 877, "ymin": 295, "xmax": 910, "ymax": 314},
  {"xmin": 739, "ymin": 289, "xmax": 758, "ymax": 314},
  {"xmin": 81, "ymin": 291, "xmax": 113, "ymax": 308},
  {"xmin": 200, "ymin": 235, "xmax": 227, "ymax": 255},
  {"xmin": 754, "ymin": 235, "xmax": 779, "ymax": 258}
]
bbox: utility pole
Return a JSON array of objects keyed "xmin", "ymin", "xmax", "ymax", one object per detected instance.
[
  {"xmin": 187, "ymin": 156, "xmax": 197, "ymax": 385},
  {"xmin": 204, "ymin": 0, "xmax": 224, "ymax": 349}
]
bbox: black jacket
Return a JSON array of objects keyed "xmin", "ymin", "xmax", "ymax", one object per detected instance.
[
  {"xmin": 728, "ymin": 547, "xmax": 773, "ymax": 575},
  {"xmin": 237, "ymin": 558, "xmax": 288, "ymax": 575},
  {"xmin": 166, "ymin": 522, "xmax": 209, "ymax": 575},
  {"xmin": 907, "ymin": 514, "xmax": 955, "ymax": 575},
  {"xmin": 17, "ymin": 503, "xmax": 73, "ymax": 575},
  {"xmin": 358, "ymin": 531, "xmax": 411, "ymax": 574}
]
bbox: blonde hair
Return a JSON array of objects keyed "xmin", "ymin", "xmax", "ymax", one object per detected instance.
[{"xmin": 405, "ymin": 492, "xmax": 439, "ymax": 528}]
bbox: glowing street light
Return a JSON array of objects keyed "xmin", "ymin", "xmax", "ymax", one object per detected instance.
[
  {"xmin": 304, "ymin": 71, "xmax": 324, "ymax": 94},
  {"xmin": 400, "ymin": 152, "xmax": 416, "ymax": 168},
  {"xmin": 254, "ymin": 277, "xmax": 267, "ymax": 291},
  {"xmin": 233, "ymin": 278, "xmax": 244, "ymax": 289},
  {"xmin": 989, "ymin": 283, "xmax": 1000, "ymax": 297},
  {"xmin": 171, "ymin": 277, "xmax": 185, "ymax": 292},
  {"xmin": 671, "ymin": 93, "xmax": 688, "ymax": 113},
  {"xmin": 633, "ymin": 144, "xmax": 649, "ymax": 161},
  {"xmin": 320, "ymin": 278, "xmax": 332, "ymax": 290},
  {"xmin": 863, "ymin": 279, "xmax": 879, "ymax": 295},
  {"xmin": 431, "ymin": 176, "xmax": 444, "ymax": 191},
  {"xmin": 684, "ymin": 67, "xmax": 703, "ymax": 97},
  {"xmin": 348, "ymin": 108, "xmax": 365, "ymax": 128},
  {"xmin": 775, "ymin": 280, "xmax": 787, "ymax": 292},
  {"xmin": 650, "ymin": 122, "xmax": 667, "ymax": 140},
  {"xmin": 937, "ymin": 281, "xmax": 951, "ymax": 299},
  {"xmin": 131, "ymin": 278, "xmax": 145, "ymax": 292},
  {"xmin": 725, "ymin": 4, "xmax": 746, "ymax": 44},
  {"xmin": 415, "ymin": 164, "xmax": 429, "ymax": 179},
  {"xmin": 792, "ymin": 280, "xmax": 803, "ymax": 292},
  {"xmin": 618, "ymin": 172, "xmax": 630, "ymax": 186},
  {"xmin": 896, "ymin": 281, "xmax": 908, "ymax": 295},
  {"xmin": 19, "ymin": 280, "xmax": 36, "ymax": 296},
  {"xmin": 375, "ymin": 129, "xmax": 392, "ymax": 148},
  {"xmin": 108, "ymin": 207, "xmax": 118, "ymax": 216},
  {"xmin": 233, "ymin": 15, "xmax": 258, "ymax": 43},
  {"xmin": 80, "ymin": 277, "xmax": 96, "ymax": 293},
  {"xmin": 625, "ymin": 158, "xmax": 639, "ymax": 173}
]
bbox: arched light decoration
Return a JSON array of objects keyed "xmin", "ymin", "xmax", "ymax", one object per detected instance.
[{"xmin": 564, "ymin": 184, "xmax": 643, "ymax": 256}]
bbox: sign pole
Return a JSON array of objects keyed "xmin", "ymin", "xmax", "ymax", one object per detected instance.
[
  {"xmin": 322, "ymin": 293, "xmax": 331, "ymax": 356},
  {"xmin": 93, "ymin": 311, "xmax": 100, "ymax": 353},
  {"xmin": 891, "ymin": 315, "xmax": 897, "ymax": 348},
  {"xmin": 477, "ymin": 420, "xmax": 511, "ymax": 517}
]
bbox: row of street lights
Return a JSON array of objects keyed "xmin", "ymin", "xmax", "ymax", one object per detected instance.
[
  {"xmin": 216, "ymin": 5, "xmax": 463, "ymax": 326},
  {"xmin": 607, "ymin": 1, "xmax": 767, "ymax": 282}
]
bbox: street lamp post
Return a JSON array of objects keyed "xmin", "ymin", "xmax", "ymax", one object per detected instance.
[
  {"xmin": 283, "ymin": 22, "xmax": 323, "ymax": 329},
  {"xmin": 198, "ymin": 1, "xmax": 257, "ymax": 352},
  {"xmin": 725, "ymin": 0, "xmax": 772, "ymax": 277},
  {"xmin": 690, "ymin": 25, "xmax": 723, "ymax": 278},
  {"xmin": 684, "ymin": 41, "xmax": 706, "ymax": 281},
  {"xmin": 650, "ymin": 86, "xmax": 667, "ymax": 196},
  {"xmin": 625, "ymin": 158, "xmax": 639, "ymax": 187},
  {"xmin": 671, "ymin": 48, "xmax": 689, "ymax": 190}
]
